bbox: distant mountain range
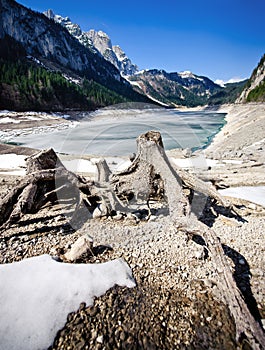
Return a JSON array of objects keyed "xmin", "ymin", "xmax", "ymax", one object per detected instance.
[
  {"xmin": 42, "ymin": 9, "xmax": 246, "ymax": 108},
  {"xmin": 128, "ymin": 69, "xmax": 238, "ymax": 107},
  {"xmin": 0, "ymin": 0, "xmax": 263, "ymax": 111}
]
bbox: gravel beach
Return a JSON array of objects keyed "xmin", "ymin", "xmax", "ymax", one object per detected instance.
[{"xmin": 0, "ymin": 104, "xmax": 264, "ymax": 349}]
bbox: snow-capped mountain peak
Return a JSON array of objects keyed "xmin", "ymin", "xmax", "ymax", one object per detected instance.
[
  {"xmin": 97, "ymin": 30, "xmax": 110, "ymax": 39},
  {"xmin": 43, "ymin": 10, "xmax": 138, "ymax": 76},
  {"xmin": 178, "ymin": 71, "xmax": 196, "ymax": 79}
]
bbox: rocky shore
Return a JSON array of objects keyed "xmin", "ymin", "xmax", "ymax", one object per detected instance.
[{"xmin": 0, "ymin": 104, "xmax": 265, "ymax": 349}]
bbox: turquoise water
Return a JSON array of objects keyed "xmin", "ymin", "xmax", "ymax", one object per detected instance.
[{"xmin": 13, "ymin": 108, "xmax": 226, "ymax": 156}]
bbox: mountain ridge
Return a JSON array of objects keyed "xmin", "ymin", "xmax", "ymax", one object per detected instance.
[
  {"xmin": 0, "ymin": 0, "xmax": 150, "ymax": 111},
  {"xmin": 44, "ymin": 10, "xmax": 139, "ymax": 77},
  {"xmin": 128, "ymin": 69, "xmax": 223, "ymax": 107},
  {"xmin": 1, "ymin": 0, "xmax": 262, "ymax": 110}
]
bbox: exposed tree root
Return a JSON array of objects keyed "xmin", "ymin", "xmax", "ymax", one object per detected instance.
[{"xmin": 0, "ymin": 132, "xmax": 264, "ymax": 348}]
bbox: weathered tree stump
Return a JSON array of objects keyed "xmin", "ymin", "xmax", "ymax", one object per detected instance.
[
  {"xmin": 0, "ymin": 149, "xmax": 92, "ymax": 226},
  {"xmin": 111, "ymin": 131, "xmax": 265, "ymax": 348},
  {"xmin": 111, "ymin": 131, "xmax": 231, "ymax": 217},
  {"xmin": 0, "ymin": 132, "xmax": 264, "ymax": 348}
]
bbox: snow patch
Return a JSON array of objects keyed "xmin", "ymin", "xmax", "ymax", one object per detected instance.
[
  {"xmin": 214, "ymin": 79, "xmax": 225, "ymax": 87},
  {"xmin": 215, "ymin": 77, "xmax": 246, "ymax": 87},
  {"xmin": 219, "ymin": 186, "xmax": 265, "ymax": 207},
  {"xmin": 179, "ymin": 71, "xmax": 196, "ymax": 79},
  {"xmin": 61, "ymin": 158, "xmax": 97, "ymax": 174},
  {"xmin": 0, "ymin": 154, "xmax": 26, "ymax": 175},
  {"xmin": 146, "ymin": 94, "xmax": 169, "ymax": 107},
  {"xmin": 223, "ymin": 159, "xmax": 243, "ymax": 165},
  {"xmin": 170, "ymin": 156, "xmax": 223, "ymax": 169},
  {"xmin": 0, "ymin": 255, "xmax": 135, "ymax": 350},
  {"xmin": 0, "ymin": 117, "xmax": 21, "ymax": 124},
  {"xmin": 0, "ymin": 154, "xmax": 26, "ymax": 169}
]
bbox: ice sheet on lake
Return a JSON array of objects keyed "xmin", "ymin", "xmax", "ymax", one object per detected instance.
[
  {"xmin": 11, "ymin": 108, "xmax": 226, "ymax": 156},
  {"xmin": 0, "ymin": 255, "xmax": 135, "ymax": 350}
]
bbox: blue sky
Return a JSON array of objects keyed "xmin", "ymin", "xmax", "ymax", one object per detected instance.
[{"xmin": 18, "ymin": 0, "xmax": 265, "ymax": 82}]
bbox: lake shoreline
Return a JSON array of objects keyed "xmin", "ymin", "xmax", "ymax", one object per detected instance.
[{"xmin": 0, "ymin": 107, "xmax": 226, "ymax": 156}]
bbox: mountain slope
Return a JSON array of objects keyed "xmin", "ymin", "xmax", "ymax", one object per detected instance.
[
  {"xmin": 208, "ymin": 80, "xmax": 247, "ymax": 105},
  {"xmin": 237, "ymin": 54, "xmax": 265, "ymax": 103},
  {"xmin": 0, "ymin": 0, "xmax": 149, "ymax": 111},
  {"xmin": 0, "ymin": 35, "xmax": 131, "ymax": 111},
  {"xmin": 128, "ymin": 70, "xmax": 222, "ymax": 107},
  {"xmin": 44, "ymin": 10, "xmax": 138, "ymax": 77}
]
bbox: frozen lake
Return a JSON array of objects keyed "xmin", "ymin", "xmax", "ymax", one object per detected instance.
[{"xmin": 12, "ymin": 108, "xmax": 226, "ymax": 156}]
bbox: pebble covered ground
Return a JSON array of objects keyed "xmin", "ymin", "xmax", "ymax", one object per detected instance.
[
  {"xmin": 1, "ymin": 172, "xmax": 264, "ymax": 349},
  {"xmin": 1, "ymin": 104, "xmax": 265, "ymax": 349}
]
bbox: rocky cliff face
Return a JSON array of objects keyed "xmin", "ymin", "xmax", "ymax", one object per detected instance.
[
  {"xmin": 128, "ymin": 69, "xmax": 222, "ymax": 107},
  {"xmin": 237, "ymin": 54, "xmax": 265, "ymax": 103},
  {"xmin": 43, "ymin": 10, "xmax": 97, "ymax": 54},
  {"xmin": 44, "ymin": 10, "xmax": 138, "ymax": 77},
  {"xmin": 87, "ymin": 31, "xmax": 138, "ymax": 76},
  {"xmin": 86, "ymin": 29, "xmax": 119, "ymax": 67},
  {"xmin": 1, "ymin": 0, "xmax": 124, "ymax": 85},
  {"xmin": 112, "ymin": 45, "xmax": 138, "ymax": 76}
]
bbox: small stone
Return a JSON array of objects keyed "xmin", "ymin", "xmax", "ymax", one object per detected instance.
[
  {"xmin": 182, "ymin": 148, "xmax": 192, "ymax": 158},
  {"xmin": 64, "ymin": 234, "xmax": 93, "ymax": 261},
  {"xmin": 251, "ymin": 268, "xmax": 264, "ymax": 277},
  {"xmin": 120, "ymin": 331, "xmax": 126, "ymax": 341},
  {"xmin": 182, "ymin": 272, "xmax": 188, "ymax": 279},
  {"xmin": 50, "ymin": 247, "xmax": 58, "ymax": 256},
  {"xmin": 93, "ymin": 203, "xmax": 108, "ymax": 219},
  {"xmin": 113, "ymin": 211, "xmax": 123, "ymax": 221},
  {"xmin": 248, "ymin": 203, "xmax": 257, "ymax": 210},
  {"xmin": 261, "ymin": 319, "xmax": 265, "ymax": 330},
  {"xmin": 194, "ymin": 249, "xmax": 204, "ymax": 260},
  {"xmin": 126, "ymin": 213, "xmax": 139, "ymax": 223},
  {"xmin": 96, "ymin": 335, "xmax": 103, "ymax": 344},
  {"xmin": 204, "ymin": 279, "xmax": 215, "ymax": 288},
  {"xmin": 129, "ymin": 153, "xmax": 136, "ymax": 162}
]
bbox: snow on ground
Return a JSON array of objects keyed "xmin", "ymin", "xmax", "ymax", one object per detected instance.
[
  {"xmin": 0, "ymin": 154, "xmax": 26, "ymax": 168},
  {"xmin": 219, "ymin": 186, "xmax": 265, "ymax": 207},
  {"xmin": 169, "ymin": 155, "xmax": 223, "ymax": 169},
  {"xmin": 103, "ymin": 157, "xmax": 132, "ymax": 172},
  {"xmin": 61, "ymin": 158, "xmax": 97, "ymax": 174},
  {"xmin": 0, "ymin": 154, "xmax": 26, "ymax": 175},
  {"xmin": 0, "ymin": 154, "xmax": 131, "ymax": 177},
  {"xmin": 0, "ymin": 255, "xmax": 135, "ymax": 350},
  {"xmin": 0, "ymin": 117, "xmax": 21, "ymax": 124},
  {"xmin": 61, "ymin": 157, "xmax": 131, "ymax": 175},
  {"xmin": 222, "ymin": 159, "xmax": 243, "ymax": 165}
]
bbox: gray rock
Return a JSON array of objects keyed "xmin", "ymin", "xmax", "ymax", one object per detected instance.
[
  {"xmin": 93, "ymin": 204, "xmax": 108, "ymax": 219},
  {"xmin": 64, "ymin": 234, "xmax": 93, "ymax": 261}
]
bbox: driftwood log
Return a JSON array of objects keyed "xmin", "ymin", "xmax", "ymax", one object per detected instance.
[{"xmin": 0, "ymin": 132, "xmax": 264, "ymax": 348}]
